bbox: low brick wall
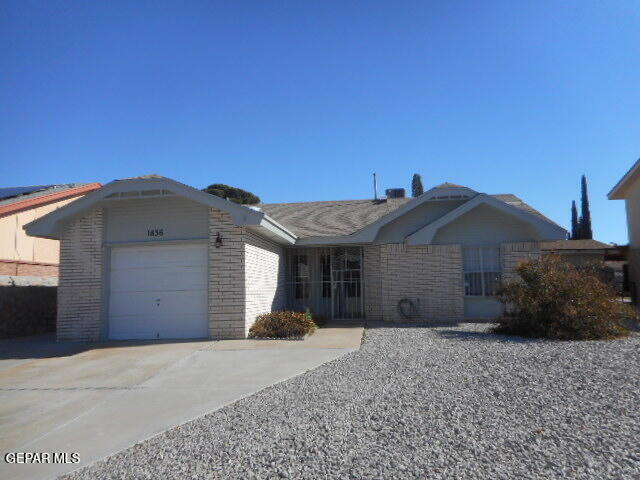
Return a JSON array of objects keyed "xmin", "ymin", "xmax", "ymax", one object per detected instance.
[
  {"xmin": 0, "ymin": 260, "xmax": 59, "ymax": 277},
  {"xmin": 378, "ymin": 243, "xmax": 464, "ymax": 323},
  {"xmin": 0, "ymin": 286, "xmax": 57, "ymax": 338}
]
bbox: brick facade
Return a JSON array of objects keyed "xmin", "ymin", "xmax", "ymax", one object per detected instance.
[
  {"xmin": 363, "ymin": 243, "xmax": 464, "ymax": 323},
  {"xmin": 207, "ymin": 208, "xmax": 285, "ymax": 339},
  {"xmin": 208, "ymin": 208, "xmax": 247, "ymax": 339},
  {"xmin": 53, "ymin": 203, "xmax": 544, "ymax": 340},
  {"xmin": 0, "ymin": 260, "xmax": 59, "ymax": 277},
  {"xmin": 57, "ymin": 209, "xmax": 103, "ymax": 341},
  {"xmin": 54, "ymin": 206, "xmax": 286, "ymax": 342},
  {"xmin": 363, "ymin": 245, "xmax": 383, "ymax": 321},
  {"xmin": 361, "ymin": 242, "xmax": 543, "ymax": 323},
  {"xmin": 501, "ymin": 241, "xmax": 541, "ymax": 283},
  {"xmin": 244, "ymin": 231, "xmax": 285, "ymax": 335}
]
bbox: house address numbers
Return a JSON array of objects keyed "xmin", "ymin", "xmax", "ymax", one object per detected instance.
[{"xmin": 147, "ymin": 228, "xmax": 164, "ymax": 237}]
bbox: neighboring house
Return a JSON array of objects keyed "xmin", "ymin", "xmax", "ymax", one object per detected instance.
[
  {"xmin": 609, "ymin": 158, "xmax": 640, "ymax": 302},
  {"xmin": 24, "ymin": 175, "xmax": 566, "ymax": 341},
  {"xmin": 0, "ymin": 183, "xmax": 101, "ymax": 278},
  {"xmin": 540, "ymin": 239, "xmax": 613, "ymax": 265}
]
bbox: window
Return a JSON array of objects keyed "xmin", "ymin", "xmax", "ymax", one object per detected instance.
[{"xmin": 463, "ymin": 247, "xmax": 501, "ymax": 296}]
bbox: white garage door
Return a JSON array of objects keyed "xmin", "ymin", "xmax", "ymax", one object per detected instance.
[{"xmin": 108, "ymin": 243, "xmax": 208, "ymax": 340}]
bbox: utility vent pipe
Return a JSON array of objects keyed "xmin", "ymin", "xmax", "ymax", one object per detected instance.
[{"xmin": 373, "ymin": 173, "xmax": 378, "ymax": 200}]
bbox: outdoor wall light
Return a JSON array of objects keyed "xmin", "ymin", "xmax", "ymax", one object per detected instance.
[{"xmin": 215, "ymin": 232, "xmax": 223, "ymax": 248}]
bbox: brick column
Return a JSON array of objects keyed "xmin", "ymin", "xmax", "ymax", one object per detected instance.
[
  {"xmin": 57, "ymin": 209, "xmax": 103, "ymax": 341},
  {"xmin": 208, "ymin": 208, "xmax": 246, "ymax": 339},
  {"xmin": 363, "ymin": 245, "xmax": 383, "ymax": 321}
]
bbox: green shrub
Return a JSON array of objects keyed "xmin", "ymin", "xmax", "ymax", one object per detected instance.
[
  {"xmin": 248, "ymin": 311, "xmax": 317, "ymax": 339},
  {"xmin": 495, "ymin": 255, "xmax": 635, "ymax": 340},
  {"xmin": 304, "ymin": 307, "xmax": 327, "ymax": 327}
]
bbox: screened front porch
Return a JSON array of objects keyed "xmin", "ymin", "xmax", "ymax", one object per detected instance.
[{"xmin": 285, "ymin": 247, "xmax": 363, "ymax": 320}]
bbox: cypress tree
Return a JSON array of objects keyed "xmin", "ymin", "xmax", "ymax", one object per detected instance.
[
  {"xmin": 579, "ymin": 175, "xmax": 593, "ymax": 239},
  {"xmin": 411, "ymin": 173, "xmax": 424, "ymax": 197},
  {"xmin": 570, "ymin": 201, "xmax": 578, "ymax": 240}
]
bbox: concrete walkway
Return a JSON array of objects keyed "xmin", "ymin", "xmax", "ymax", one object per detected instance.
[{"xmin": 0, "ymin": 323, "xmax": 363, "ymax": 480}]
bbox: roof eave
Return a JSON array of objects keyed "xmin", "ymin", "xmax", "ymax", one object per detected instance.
[
  {"xmin": 405, "ymin": 194, "xmax": 567, "ymax": 245},
  {"xmin": 24, "ymin": 177, "xmax": 297, "ymax": 245},
  {"xmin": 608, "ymin": 158, "xmax": 640, "ymax": 199}
]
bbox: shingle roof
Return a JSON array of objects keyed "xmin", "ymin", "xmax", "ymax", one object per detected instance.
[
  {"xmin": 541, "ymin": 239, "xmax": 611, "ymax": 251},
  {"xmin": 259, "ymin": 193, "xmax": 559, "ymax": 238},
  {"xmin": 118, "ymin": 174, "xmax": 165, "ymax": 180},
  {"xmin": 259, "ymin": 198, "xmax": 412, "ymax": 238},
  {"xmin": 435, "ymin": 182, "xmax": 465, "ymax": 188},
  {"xmin": 491, "ymin": 193, "xmax": 562, "ymax": 227}
]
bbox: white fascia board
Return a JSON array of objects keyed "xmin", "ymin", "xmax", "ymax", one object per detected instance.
[
  {"xmin": 293, "ymin": 186, "xmax": 481, "ymax": 247},
  {"xmin": 254, "ymin": 215, "xmax": 297, "ymax": 244},
  {"xmin": 294, "ymin": 235, "xmax": 369, "ymax": 246},
  {"xmin": 348, "ymin": 186, "xmax": 480, "ymax": 243},
  {"xmin": 24, "ymin": 177, "xmax": 297, "ymax": 244},
  {"xmin": 608, "ymin": 158, "xmax": 640, "ymax": 200},
  {"xmin": 405, "ymin": 194, "xmax": 567, "ymax": 245}
]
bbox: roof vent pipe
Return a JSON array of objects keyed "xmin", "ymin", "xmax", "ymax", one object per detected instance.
[{"xmin": 373, "ymin": 173, "xmax": 378, "ymax": 200}]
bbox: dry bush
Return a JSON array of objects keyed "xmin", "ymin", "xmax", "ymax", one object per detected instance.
[
  {"xmin": 496, "ymin": 255, "xmax": 635, "ymax": 340},
  {"xmin": 248, "ymin": 311, "xmax": 317, "ymax": 339}
]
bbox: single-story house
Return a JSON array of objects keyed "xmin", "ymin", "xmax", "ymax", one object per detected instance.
[
  {"xmin": 0, "ymin": 183, "xmax": 101, "ymax": 278},
  {"xmin": 609, "ymin": 157, "xmax": 640, "ymax": 302},
  {"xmin": 25, "ymin": 175, "xmax": 566, "ymax": 341}
]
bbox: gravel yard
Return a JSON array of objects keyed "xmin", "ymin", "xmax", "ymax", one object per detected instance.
[{"xmin": 66, "ymin": 323, "xmax": 640, "ymax": 480}]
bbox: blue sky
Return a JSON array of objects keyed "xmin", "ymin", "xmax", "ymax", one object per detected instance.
[{"xmin": 1, "ymin": 1, "xmax": 639, "ymax": 244}]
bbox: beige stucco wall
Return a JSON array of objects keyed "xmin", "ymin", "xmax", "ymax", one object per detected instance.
[
  {"xmin": 432, "ymin": 204, "xmax": 539, "ymax": 246},
  {"xmin": 0, "ymin": 196, "xmax": 81, "ymax": 265},
  {"xmin": 624, "ymin": 180, "xmax": 640, "ymax": 248}
]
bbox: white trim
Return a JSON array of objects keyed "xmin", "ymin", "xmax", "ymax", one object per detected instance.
[
  {"xmin": 405, "ymin": 194, "xmax": 567, "ymax": 245},
  {"xmin": 24, "ymin": 177, "xmax": 297, "ymax": 244},
  {"xmin": 103, "ymin": 237, "xmax": 209, "ymax": 248},
  {"xmin": 608, "ymin": 158, "xmax": 640, "ymax": 199},
  {"xmin": 350, "ymin": 186, "xmax": 479, "ymax": 243}
]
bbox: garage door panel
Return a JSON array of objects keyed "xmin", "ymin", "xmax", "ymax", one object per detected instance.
[
  {"xmin": 109, "ymin": 290, "xmax": 207, "ymax": 316},
  {"xmin": 109, "ymin": 291, "xmax": 207, "ymax": 316},
  {"xmin": 109, "ymin": 267, "xmax": 206, "ymax": 293},
  {"xmin": 108, "ymin": 243, "xmax": 208, "ymax": 340},
  {"xmin": 109, "ymin": 314, "xmax": 208, "ymax": 340},
  {"xmin": 110, "ymin": 244, "xmax": 207, "ymax": 270}
]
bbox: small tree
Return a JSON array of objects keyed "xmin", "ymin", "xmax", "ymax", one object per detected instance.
[
  {"xmin": 202, "ymin": 184, "xmax": 260, "ymax": 204},
  {"xmin": 411, "ymin": 173, "xmax": 424, "ymax": 197},
  {"xmin": 570, "ymin": 200, "xmax": 579, "ymax": 240},
  {"xmin": 495, "ymin": 255, "xmax": 633, "ymax": 340},
  {"xmin": 579, "ymin": 174, "xmax": 593, "ymax": 239}
]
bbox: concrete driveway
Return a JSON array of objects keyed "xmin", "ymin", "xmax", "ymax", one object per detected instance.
[{"xmin": 0, "ymin": 323, "xmax": 363, "ymax": 480}]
